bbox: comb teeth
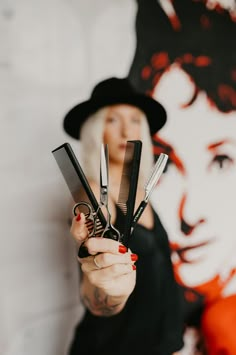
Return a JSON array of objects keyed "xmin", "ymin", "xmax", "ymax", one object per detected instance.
[
  {"xmin": 117, "ymin": 140, "xmax": 142, "ymax": 247},
  {"xmin": 117, "ymin": 141, "xmax": 135, "ymax": 220},
  {"xmin": 93, "ymin": 219, "xmax": 104, "ymax": 236},
  {"xmin": 117, "ymin": 203, "xmax": 127, "ymax": 215},
  {"xmin": 84, "ymin": 214, "xmax": 104, "ymax": 236}
]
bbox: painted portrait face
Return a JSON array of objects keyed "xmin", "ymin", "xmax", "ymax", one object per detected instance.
[{"xmin": 151, "ymin": 65, "xmax": 236, "ymax": 287}]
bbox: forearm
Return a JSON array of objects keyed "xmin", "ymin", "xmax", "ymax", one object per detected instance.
[{"xmin": 80, "ymin": 274, "xmax": 128, "ymax": 316}]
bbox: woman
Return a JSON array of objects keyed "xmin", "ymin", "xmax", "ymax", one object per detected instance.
[
  {"xmin": 63, "ymin": 77, "xmax": 184, "ymax": 355},
  {"xmin": 128, "ymin": 0, "xmax": 236, "ymax": 353}
]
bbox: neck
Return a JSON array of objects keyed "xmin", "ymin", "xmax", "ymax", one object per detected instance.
[{"xmin": 108, "ymin": 161, "xmax": 123, "ymax": 184}]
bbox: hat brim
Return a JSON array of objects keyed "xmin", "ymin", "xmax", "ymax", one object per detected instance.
[{"xmin": 63, "ymin": 94, "xmax": 166, "ymax": 139}]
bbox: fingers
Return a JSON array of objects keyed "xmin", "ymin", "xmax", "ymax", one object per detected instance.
[
  {"xmin": 80, "ymin": 253, "xmax": 137, "ymax": 293},
  {"xmin": 70, "ymin": 212, "xmax": 88, "ymax": 245},
  {"xmin": 88, "ymin": 263, "xmax": 135, "ymax": 287},
  {"xmin": 81, "ymin": 236, "xmax": 128, "ymax": 256},
  {"xmin": 80, "ymin": 252, "xmax": 137, "ymax": 274},
  {"xmin": 76, "ymin": 232, "xmax": 137, "ymax": 297},
  {"xmin": 71, "ymin": 210, "xmax": 138, "ymax": 279},
  {"xmin": 70, "ymin": 209, "xmax": 129, "ymax": 259}
]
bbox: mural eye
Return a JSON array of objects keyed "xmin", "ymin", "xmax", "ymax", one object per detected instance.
[{"xmin": 210, "ymin": 154, "xmax": 234, "ymax": 172}]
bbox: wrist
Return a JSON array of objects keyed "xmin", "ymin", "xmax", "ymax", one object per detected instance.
[{"xmin": 81, "ymin": 282, "xmax": 128, "ymax": 316}]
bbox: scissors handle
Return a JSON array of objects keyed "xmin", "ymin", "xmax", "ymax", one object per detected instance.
[
  {"xmin": 73, "ymin": 202, "xmax": 98, "ymax": 258},
  {"xmin": 100, "ymin": 144, "xmax": 121, "ymax": 241},
  {"xmin": 103, "ymin": 229, "xmax": 120, "ymax": 241},
  {"xmin": 73, "ymin": 201, "xmax": 93, "ymax": 217},
  {"xmin": 73, "ymin": 201, "xmax": 98, "ymax": 237},
  {"xmin": 77, "ymin": 210, "xmax": 120, "ymax": 258},
  {"xmin": 102, "ymin": 212, "xmax": 120, "ymax": 241}
]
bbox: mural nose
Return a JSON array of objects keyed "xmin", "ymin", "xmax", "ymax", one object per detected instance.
[
  {"xmin": 180, "ymin": 217, "xmax": 205, "ymax": 236},
  {"xmin": 180, "ymin": 218, "xmax": 194, "ymax": 235},
  {"xmin": 179, "ymin": 193, "xmax": 206, "ymax": 236}
]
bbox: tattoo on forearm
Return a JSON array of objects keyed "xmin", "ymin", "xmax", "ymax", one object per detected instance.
[{"xmin": 83, "ymin": 288, "xmax": 123, "ymax": 316}]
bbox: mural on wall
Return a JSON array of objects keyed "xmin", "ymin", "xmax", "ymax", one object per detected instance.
[{"xmin": 128, "ymin": 0, "xmax": 236, "ymax": 353}]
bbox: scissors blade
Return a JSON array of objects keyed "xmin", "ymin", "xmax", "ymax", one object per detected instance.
[
  {"xmin": 131, "ymin": 153, "xmax": 168, "ymax": 233},
  {"xmin": 100, "ymin": 144, "xmax": 109, "ymax": 204},
  {"xmin": 144, "ymin": 153, "xmax": 168, "ymax": 201}
]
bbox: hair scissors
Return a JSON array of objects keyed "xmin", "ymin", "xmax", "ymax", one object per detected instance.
[
  {"xmin": 73, "ymin": 201, "xmax": 104, "ymax": 237},
  {"xmin": 72, "ymin": 144, "xmax": 120, "ymax": 241},
  {"xmin": 98, "ymin": 144, "xmax": 120, "ymax": 240}
]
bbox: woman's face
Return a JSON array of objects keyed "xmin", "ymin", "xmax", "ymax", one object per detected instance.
[
  {"xmin": 103, "ymin": 104, "xmax": 144, "ymax": 164},
  {"xmin": 152, "ymin": 65, "xmax": 236, "ymax": 287}
]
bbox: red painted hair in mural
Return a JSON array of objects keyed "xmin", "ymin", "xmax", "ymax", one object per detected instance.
[{"xmin": 129, "ymin": 0, "xmax": 236, "ymax": 113}]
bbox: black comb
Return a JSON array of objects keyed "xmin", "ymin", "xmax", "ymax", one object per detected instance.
[
  {"xmin": 117, "ymin": 140, "xmax": 142, "ymax": 247},
  {"xmin": 52, "ymin": 142, "xmax": 106, "ymax": 257}
]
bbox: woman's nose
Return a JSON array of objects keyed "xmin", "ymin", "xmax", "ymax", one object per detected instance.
[
  {"xmin": 121, "ymin": 124, "xmax": 131, "ymax": 137},
  {"xmin": 178, "ymin": 193, "xmax": 206, "ymax": 236}
]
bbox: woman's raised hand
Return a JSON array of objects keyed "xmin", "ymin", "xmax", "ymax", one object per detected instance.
[{"xmin": 70, "ymin": 211, "xmax": 137, "ymax": 316}]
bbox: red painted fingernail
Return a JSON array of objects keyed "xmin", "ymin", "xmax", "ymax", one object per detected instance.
[
  {"xmin": 76, "ymin": 213, "xmax": 81, "ymax": 221},
  {"xmin": 119, "ymin": 245, "xmax": 127, "ymax": 254},
  {"xmin": 131, "ymin": 254, "xmax": 138, "ymax": 261},
  {"xmin": 132, "ymin": 265, "xmax": 136, "ymax": 270}
]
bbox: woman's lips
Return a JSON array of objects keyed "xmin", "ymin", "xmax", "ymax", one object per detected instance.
[
  {"xmin": 172, "ymin": 240, "xmax": 212, "ymax": 264},
  {"xmin": 119, "ymin": 143, "xmax": 127, "ymax": 149}
]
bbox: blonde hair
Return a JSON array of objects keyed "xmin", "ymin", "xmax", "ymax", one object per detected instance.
[{"xmin": 80, "ymin": 106, "xmax": 154, "ymax": 186}]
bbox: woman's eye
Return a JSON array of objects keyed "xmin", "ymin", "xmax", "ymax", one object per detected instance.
[
  {"xmin": 209, "ymin": 154, "xmax": 234, "ymax": 172},
  {"xmin": 131, "ymin": 117, "xmax": 141, "ymax": 124},
  {"xmin": 106, "ymin": 116, "xmax": 118, "ymax": 123}
]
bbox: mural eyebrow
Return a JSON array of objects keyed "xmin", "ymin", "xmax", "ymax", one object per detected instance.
[
  {"xmin": 153, "ymin": 135, "xmax": 174, "ymax": 155},
  {"xmin": 153, "ymin": 135, "xmax": 185, "ymax": 174},
  {"xmin": 207, "ymin": 139, "xmax": 235, "ymax": 151}
]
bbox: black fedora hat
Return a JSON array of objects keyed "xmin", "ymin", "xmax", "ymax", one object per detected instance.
[{"xmin": 63, "ymin": 77, "xmax": 167, "ymax": 139}]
